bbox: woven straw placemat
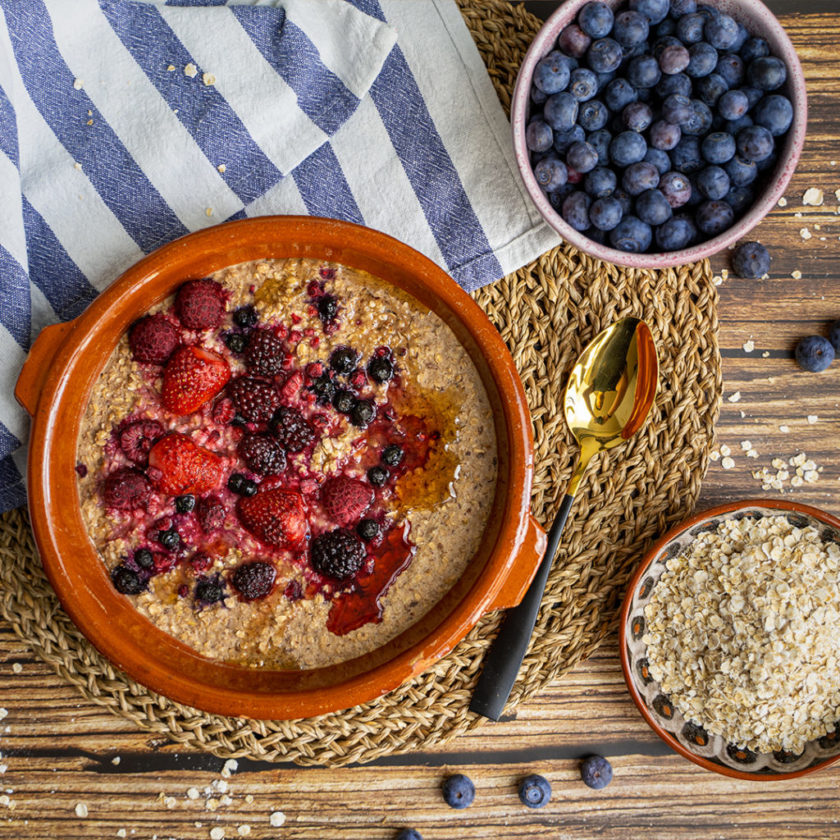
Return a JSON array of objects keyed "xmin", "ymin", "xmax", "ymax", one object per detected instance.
[{"xmin": 0, "ymin": 0, "xmax": 721, "ymax": 767}]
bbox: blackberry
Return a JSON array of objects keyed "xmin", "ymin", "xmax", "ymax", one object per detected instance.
[
  {"xmin": 332, "ymin": 389, "xmax": 357, "ymax": 414},
  {"xmin": 111, "ymin": 564, "xmax": 145, "ymax": 595},
  {"xmin": 238, "ymin": 434, "xmax": 286, "ymax": 476},
  {"xmin": 228, "ymin": 473, "xmax": 258, "ymax": 496},
  {"xmin": 158, "ymin": 529, "xmax": 181, "ymax": 551},
  {"xmin": 351, "ymin": 400, "xmax": 376, "ymax": 428},
  {"xmin": 224, "ymin": 332, "xmax": 248, "ymax": 354},
  {"xmin": 382, "ymin": 445, "xmax": 404, "ymax": 466},
  {"xmin": 309, "ymin": 373, "xmax": 336, "ymax": 404},
  {"xmin": 310, "ymin": 529, "xmax": 366, "ymax": 580},
  {"xmin": 175, "ymin": 495, "xmax": 195, "ymax": 513},
  {"xmin": 357, "ymin": 518, "xmax": 381, "ymax": 542},
  {"xmin": 233, "ymin": 305, "xmax": 258, "ymax": 328},
  {"xmin": 134, "ymin": 548, "xmax": 154, "ymax": 569},
  {"xmin": 230, "ymin": 561, "xmax": 277, "ymax": 601},
  {"xmin": 270, "ymin": 406, "xmax": 316, "ymax": 452},
  {"xmin": 330, "ymin": 346, "xmax": 358, "ymax": 374},
  {"xmin": 367, "ymin": 355, "xmax": 394, "ymax": 383},
  {"xmin": 317, "ymin": 294, "xmax": 338, "ymax": 323},
  {"xmin": 195, "ymin": 576, "xmax": 225, "ymax": 604},
  {"xmin": 229, "ymin": 377, "xmax": 281, "ymax": 425},
  {"xmin": 367, "ymin": 466, "xmax": 389, "ymax": 487},
  {"xmin": 245, "ymin": 329, "xmax": 285, "ymax": 377}
]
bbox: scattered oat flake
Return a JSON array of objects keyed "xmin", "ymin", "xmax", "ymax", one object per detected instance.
[
  {"xmin": 710, "ymin": 450, "xmax": 720, "ymax": 461},
  {"xmin": 791, "ymin": 269, "xmax": 802, "ymax": 279},
  {"xmin": 0, "ymin": 795, "xmax": 10, "ymax": 808},
  {"xmin": 203, "ymin": 72, "xmax": 216, "ymax": 86},
  {"xmin": 221, "ymin": 759, "xmax": 238, "ymax": 778},
  {"xmin": 721, "ymin": 456, "xmax": 735, "ymax": 470},
  {"xmin": 0, "ymin": 765, "xmax": 7, "ymax": 775},
  {"xmin": 210, "ymin": 829, "xmax": 225, "ymax": 840},
  {"xmin": 11, "ymin": 663, "xmax": 21, "ymax": 674},
  {"xmin": 187, "ymin": 788, "xmax": 200, "ymax": 800},
  {"xmin": 779, "ymin": 424, "xmax": 790, "ymax": 433},
  {"xmin": 720, "ymin": 444, "xmax": 731, "ymax": 456},
  {"xmin": 728, "ymin": 391, "xmax": 741, "ymax": 403},
  {"xmin": 206, "ymin": 799, "xmax": 219, "ymax": 812},
  {"xmin": 217, "ymin": 164, "xmax": 226, "ymax": 173},
  {"xmin": 762, "ymin": 351, "xmax": 770, "ymax": 358},
  {"xmin": 206, "ymin": 207, "xmax": 213, "ymax": 217},
  {"xmin": 713, "ymin": 274, "xmax": 723, "ymax": 286},
  {"xmin": 747, "ymin": 449, "xmax": 759, "ymax": 459},
  {"xmin": 802, "ymin": 187, "xmax": 824, "ymax": 206},
  {"xmin": 269, "ymin": 812, "xmax": 286, "ymax": 828},
  {"xmin": 167, "ymin": 64, "xmax": 176, "ymax": 72},
  {"xmin": 117, "ymin": 830, "xmax": 127, "ymax": 838},
  {"xmin": 164, "ymin": 796, "xmax": 177, "ymax": 809},
  {"xmin": 807, "ymin": 415, "xmax": 818, "ymax": 424},
  {"xmin": 237, "ymin": 826, "xmax": 251, "ymax": 837},
  {"xmin": 74, "ymin": 162, "xmax": 82, "ymax": 170},
  {"xmin": 220, "ymin": 795, "xmax": 233, "ymax": 806},
  {"xmin": 244, "ymin": 795, "xmax": 254, "ymax": 804},
  {"xmin": 73, "ymin": 78, "xmax": 83, "ymax": 90},
  {"xmin": 778, "ymin": 196, "xmax": 788, "ymax": 207},
  {"xmin": 184, "ymin": 63, "xmax": 198, "ymax": 78},
  {"xmin": 740, "ymin": 440, "xmax": 752, "ymax": 450},
  {"xmin": 743, "ymin": 340, "xmax": 755, "ymax": 353},
  {"xmin": 0, "ymin": 709, "xmax": 8, "ymax": 721},
  {"xmin": 800, "ymin": 227, "xmax": 812, "ymax": 240},
  {"xmin": 111, "ymin": 756, "xmax": 121, "ymax": 765},
  {"xmin": 86, "ymin": 119, "xmax": 93, "ymax": 125},
  {"xmin": 75, "ymin": 803, "xmax": 89, "ymax": 818}
]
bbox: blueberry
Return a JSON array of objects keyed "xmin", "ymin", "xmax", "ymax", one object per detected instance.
[
  {"xmin": 658, "ymin": 43, "xmax": 690, "ymax": 75},
  {"xmin": 134, "ymin": 548, "xmax": 154, "ymax": 569},
  {"xmin": 526, "ymin": 120, "xmax": 553, "ymax": 153},
  {"xmin": 670, "ymin": 0, "xmax": 697, "ymax": 15},
  {"xmin": 158, "ymin": 528, "xmax": 181, "ymax": 551},
  {"xmin": 567, "ymin": 141, "xmax": 599, "ymax": 174},
  {"xmin": 652, "ymin": 34, "xmax": 682, "ymax": 60},
  {"xmin": 112, "ymin": 564, "xmax": 145, "ymax": 595},
  {"xmin": 636, "ymin": 188, "xmax": 673, "ymax": 225},
  {"xmin": 696, "ymin": 165, "xmax": 730, "ymax": 200},
  {"xmin": 175, "ymin": 494, "xmax": 196, "ymax": 514},
  {"xmin": 534, "ymin": 155, "xmax": 569, "ymax": 191},
  {"xmin": 587, "ymin": 38, "xmax": 623, "ymax": 74},
  {"xmin": 544, "ymin": 91, "xmax": 579, "ymax": 131},
  {"xmin": 659, "ymin": 170, "xmax": 692, "ymax": 207},
  {"xmin": 704, "ymin": 13, "xmax": 739, "ymax": 50},
  {"xmin": 696, "ymin": 199, "xmax": 734, "ymax": 235},
  {"xmin": 755, "ymin": 150, "xmax": 778, "ymax": 172},
  {"xmin": 656, "ymin": 214, "xmax": 697, "ymax": 249},
  {"xmin": 548, "ymin": 182, "xmax": 576, "ymax": 211},
  {"xmin": 587, "ymin": 129, "xmax": 613, "ymax": 165},
  {"xmin": 676, "ymin": 12, "xmax": 705, "ymax": 44},
  {"xmin": 558, "ymin": 23, "xmax": 592, "ymax": 58},
  {"xmin": 683, "ymin": 100, "xmax": 713, "ymax": 136},
  {"xmin": 716, "ymin": 53, "xmax": 745, "ymax": 87},
  {"xmin": 754, "ymin": 95, "xmax": 793, "ymax": 137},
  {"xmin": 695, "ymin": 73, "xmax": 729, "ymax": 107},
  {"xmin": 655, "ymin": 18, "xmax": 677, "ymax": 38},
  {"xmin": 731, "ymin": 241, "xmax": 771, "ymax": 278},
  {"xmin": 553, "ymin": 124, "xmax": 586, "ymax": 154},
  {"xmin": 562, "ymin": 191, "xmax": 592, "ymax": 231},
  {"xmin": 748, "ymin": 56, "xmax": 787, "ymax": 91},
  {"xmin": 724, "ymin": 155, "xmax": 757, "ymax": 187},
  {"xmin": 569, "ymin": 68, "xmax": 599, "ymax": 101},
  {"xmin": 584, "ymin": 166, "xmax": 617, "ymax": 198},
  {"xmin": 662, "ymin": 93, "xmax": 693, "ymax": 126},
  {"xmin": 740, "ymin": 36, "xmax": 770, "ymax": 64},
  {"xmin": 518, "ymin": 774, "xmax": 552, "ymax": 809},
  {"xmin": 610, "ymin": 215, "xmax": 652, "ymax": 251},
  {"xmin": 737, "ymin": 125, "xmax": 774, "ymax": 162},
  {"xmin": 829, "ymin": 322, "xmax": 840, "ymax": 354},
  {"xmin": 395, "ymin": 831, "xmax": 422, "ymax": 840},
  {"xmin": 580, "ymin": 755, "xmax": 613, "ymax": 789},
  {"xmin": 612, "ymin": 10, "xmax": 649, "ymax": 48},
  {"xmin": 531, "ymin": 86, "xmax": 548, "ymax": 106},
  {"xmin": 332, "ymin": 389, "xmax": 356, "ymax": 414},
  {"xmin": 795, "ymin": 335, "xmax": 835, "ymax": 372},
  {"xmin": 724, "ymin": 115, "xmax": 753, "ymax": 135},
  {"xmin": 610, "ymin": 131, "xmax": 647, "ymax": 166},
  {"xmin": 579, "ymin": 2, "xmax": 615, "ymax": 38},
  {"xmin": 670, "ymin": 135, "xmax": 702, "ymax": 173},
  {"xmin": 357, "ymin": 518, "xmax": 381, "ymax": 542},
  {"xmin": 589, "ymin": 196, "xmax": 624, "ymax": 230},
  {"xmin": 227, "ymin": 473, "xmax": 257, "ymax": 497},
  {"xmin": 644, "ymin": 147, "xmax": 671, "ymax": 174},
  {"xmin": 613, "ymin": 187, "xmax": 633, "ymax": 214},
  {"xmin": 367, "ymin": 465, "xmax": 389, "ymax": 487},
  {"xmin": 627, "ymin": 55, "xmax": 661, "ymax": 89},
  {"xmin": 622, "ymin": 161, "xmax": 660, "ymax": 195},
  {"xmin": 623, "ymin": 101, "xmax": 653, "ymax": 132},
  {"xmin": 731, "ymin": 22, "xmax": 750, "ymax": 52},
  {"xmin": 741, "ymin": 85, "xmax": 763, "ymax": 110},
  {"xmin": 604, "ymin": 79, "xmax": 639, "ymax": 114},
  {"xmin": 701, "ymin": 131, "xmax": 736, "ymax": 165},
  {"xmin": 330, "ymin": 346, "xmax": 359, "ymax": 374},
  {"xmin": 578, "ymin": 99, "xmax": 609, "ymax": 131},
  {"xmin": 233, "ymin": 305, "xmax": 258, "ymax": 328},
  {"xmin": 224, "ymin": 332, "xmax": 247, "ymax": 354},
  {"xmin": 686, "ymin": 42, "xmax": 717, "ymax": 78},
  {"xmin": 533, "ymin": 51, "xmax": 571, "ymax": 94},
  {"xmin": 442, "ymin": 774, "xmax": 475, "ymax": 809},
  {"xmin": 650, "ymin": 119, "xmax": 681, "ymax": 151},
  {"xmin": 629, "ymin": 0, "xmax": 669, "ymax": 24},
  {"xmin": 350, "ymin": 400, "xmax": 376, "ymax": 428},
  {"xmin": 718, "ymin": 90, "xmax": 748, "ymax": 122},
  {"xmin": 656, "ymin": 71, "xmax": 692, "ymax": 98},
  {"xmin": 724, "ymin": 184, "xmax": 754, "ymax": 215}
]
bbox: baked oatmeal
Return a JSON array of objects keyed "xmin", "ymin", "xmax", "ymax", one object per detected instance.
[{"xmin": 76, "ymin": 259, "xmax": 497, "ymax": 669}]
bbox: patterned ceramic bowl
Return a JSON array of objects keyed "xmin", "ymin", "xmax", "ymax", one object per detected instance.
[{"xmin": 620, "ymin": 499, "xmax": 840, "ymax": 780}]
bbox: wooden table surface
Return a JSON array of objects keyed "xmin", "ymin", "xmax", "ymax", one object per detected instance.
[{"xmin": 2, "ymin": 2, "xmax": 840, "ymax": 838}]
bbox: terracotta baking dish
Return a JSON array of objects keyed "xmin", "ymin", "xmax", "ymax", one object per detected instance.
[{"xmin": 15, "ymin": 216, "xmax": 546, "ymax": 720}]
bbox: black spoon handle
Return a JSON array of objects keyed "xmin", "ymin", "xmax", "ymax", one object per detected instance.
[{"xmin": 469, "ymin": 493, "xmax": 575, "ymax": 721}]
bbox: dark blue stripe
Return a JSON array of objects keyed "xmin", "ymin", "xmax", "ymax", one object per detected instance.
[
  {"xmin": 346, "ymin": 0, "xmax": 386, "ymax": 22},
  {"xmin": 225, "ymin": 208, "xmax": 248, "ymax": 222},
  {"xmin": 292, "ymin": 144, "xmax": 363, "ymax": 225},
  {"xmin": 233, "ymin": 10, "xmax": 358, "ymax": 137},
  {"xmin": 0, "ymin": 85, "xmax": 19, "ymax": 166},
  {"xmin": 98, "ymin": 0, "xmax": 281, "ymax": 205},
  {"xmin": 0, "ymin": 245, "xmax": 31, "ymax": 347},
  {"xmin": 22, "ymin": 196, "xmax": 98, "ymax": 321},
  {"xmin": 165, "ymin": 0, "xmax": 226, "ymax": 5},
  {"xmin": 0, "ymin": 419, "xmax": 21, "ymax": 456},
  {"xmin": 4, "ymin": 0, "xmax": 189, "ymax": 254},
  {"xmin": 0, "ymin": 455, "xmax": 26, "ymax": 512}
]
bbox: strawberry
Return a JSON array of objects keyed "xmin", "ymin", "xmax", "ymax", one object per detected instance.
[
  {"xmin": 148, "ymin": 433, "xmax": 224, "ymax": 496},
  {"xmin": 320, "ymin": 476, "xmax": 373, "ymax": 526},
  {"xmin": 175, "ymin": 278, "xmax": 226, "ymax": 330},
  {"xmin": 237, "ymin": 488, "xmax": 307, "ymax": 549},
  {"xmin": 162, "ymin": 345, "xmax": 230, "ymax": 415},
  {"xmin": 129, "ymin": 313, "xmax": 180, "ymax": 364}
]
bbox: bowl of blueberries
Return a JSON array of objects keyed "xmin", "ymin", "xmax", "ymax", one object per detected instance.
[{"xmin": 512, "ymin": 0, "xmax": 807, "ymax": 266}]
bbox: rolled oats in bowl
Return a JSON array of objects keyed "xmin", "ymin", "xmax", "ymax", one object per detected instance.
[{"xmin": 643, "ymin": 514, "xmax": 840, "ymax": 755}]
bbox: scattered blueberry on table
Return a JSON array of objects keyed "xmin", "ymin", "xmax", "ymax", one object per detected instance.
[
  {"xmin": 580, "ymin": 754, "xmax": 614, "ymax": 789},
  {"xmin": 829, "ymin": 321, "xmax": 840, "ymax": 354},
  {"xmin": 795, "ymin": 335, "xmax": 835, "ymax": 372},
  {"xmin": 441, "ymin": 773, "xmax": 476, "ymax": 809},
  {"xmin": 730, "ymin": 240, "xmax": 770, "ymax": 278},
  {"xmin": 395, "ymin": 830, "xmax": 423, "ymax": 840},
  {"xmin": 526, "ymin": 0, "xmax": 793, "ymax": 252},
  {"xmin": 518, "ymin": 773, "xmax": 552, "ymax": 808}
]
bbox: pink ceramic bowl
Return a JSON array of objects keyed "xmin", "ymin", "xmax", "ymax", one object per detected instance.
[{"xmin": 511, "ymin": 0, "xmax": 807, "ymax": 269}]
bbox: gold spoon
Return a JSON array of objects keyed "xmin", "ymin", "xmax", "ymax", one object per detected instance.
[{"xmin": 470, "ymin": 317, "xmax": 659, "ymax": 720}]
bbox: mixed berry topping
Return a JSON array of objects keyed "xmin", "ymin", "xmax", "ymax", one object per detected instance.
[
  {"xmin": 330, "ymin": 346, "xmax": 358, "ymax": 374},
  {"xmin": 134, "ymin": 547, "xmax": 154, "ymax": 569},
  {"xmin": 310, "ymin": 529, "xmax": 366, "ymax": 581},
  {"xmin": 237, "ymin": 487, "xmax": 308, "ymax": 549},
  {"xmin": 237, "ymin": 434, "xmax": 286, "ymax": 476},
  {"xmin": 111, "ymin": 564, "xmax": 145, "ymax": 595},
  {"xmin": 195, "ymin": 575, "xmax": 225, "ymax": 605},
  {"xmin": 128, "ymin": 313, "xmax": 179, "ymax": 365},
  {"xmin": 196, "ymin": 495, "xmax": 226, "ymax": 532},
  {"xmin": 317, "ymin": 294, "xmax": 338, "ymax": 323},
  {"xmin": 367, "ymin": 466, "xmax": 389, "ymax": 487},
  {"xmin": 174, "ymin": 494, "xmax": 195, "ymax": 513},
  {"xmin": 233, "ymin": 304, "xmax": 258, "ymax": 328},
  {"xmin": 230, "ymin": 561, "xmax": 277, "ymax": 601},
  {"xmin": 367, "ymin": 355, "xmax": 394, "ymax": 383},
  {"xmin": 162, "ymin": 345, "xmax": 230, "ymax": 415},
  {"xmin": 175, "ymin": 278, "xmax": 226, "ymax": 330},
  {"xmin": 148, "ymin": 433, "xmax": 223, "ymax": 496},
  {"xmin": 357, "ymin": 518, "xmax": 381, "ymax": 542},
  {"xmin": 350, "ymin": 399, "xmax": 375, "ymax": 428},
  {"xmin": 119, "ymin": 419, "xmax": 165, "ymax": 465},
  {"xmin": 270, "ymin": 406, "xmax": 316, "ymax": 452},
  {"xmin": 103, "ymin": 468, "xmax": 151, "ymax": 510},
  {"xmin": 229, "ymin": 377, "xmax": 281, "ymax": 424},
  {"xmin": 320, "ymin": 476, "xmax": 374, "ymax": 527},
  {"xmin": 227, "ymin": 472, "xmax": 258, "ymax": 497},
  {"xmin": 382, "ymin": 444, "xmax": 404, "ymax": 467},
  {"xmin": 245, "ymin": 329, "xmax": 285, "ymax": 376}
]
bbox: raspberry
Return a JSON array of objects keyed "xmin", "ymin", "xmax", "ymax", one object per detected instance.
[
  {"xmin": 320, "ymin": 476, "xmax": 373, "ymax": 526},
  {"xmin": 245, "ymin": 329, "xmax": 285, "ymax": 377},
  {"xmin": 196, "ymin": 495, "xmax": 226, "ymax": 532},
  {"xmin": 175, "ymin": 278, "xmax": 226, "ymax": 330},
  {"xmin": 128, "ymin": 313, "xmax": 179, "ymax": 364},
  {"xmin": 229, "ymin": 377, "xmax": 281, "ymax": 424},
  {"xmin": 118, "ymin": 419, "xmax": 165, "ymax": 465},
  {"xmin": 310, "ymin": 529, "xmax": 366, "ymax": 581},
  {"xmin": 211, "ymin": 398, "xmax": 236, "ymax": 425},
  {"xmin": 111, "ymin": 564, "xmax": 145, "ymax": 595},
  {"xmin": 270, "ymin": 406, "xmax": 315, "ymax": 452},
  {"xmin": 238, "ymin": 434, "xmax": 286, "ymax": 475},
  {"xmin": 103, "ymin": 468, "xmax": 151, "ymax": 510},
  {"xmin": 230, "ymin": 561, "xmax": 277, "ymax": 601}
]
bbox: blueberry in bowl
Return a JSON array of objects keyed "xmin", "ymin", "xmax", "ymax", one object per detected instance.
[{"xmin": 512, "ymin": 0, "xmax": 806, "ymax": 268}]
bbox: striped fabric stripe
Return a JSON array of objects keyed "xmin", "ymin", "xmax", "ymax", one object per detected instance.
[
  {"xmin": 0, "ymin": 421, "xmax": 25, "ymax": 510},
  {"xmin": 0, "ymin": 245, "xmax": 30, "ymax": 346}
]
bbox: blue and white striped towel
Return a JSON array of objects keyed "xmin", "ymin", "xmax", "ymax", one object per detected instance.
[{"xmin": 0, "ymin": 0, "xmax": 560, "ymax": 512}]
